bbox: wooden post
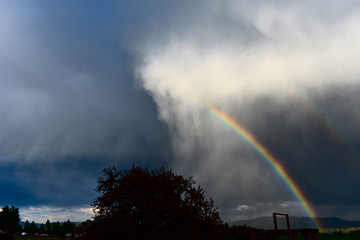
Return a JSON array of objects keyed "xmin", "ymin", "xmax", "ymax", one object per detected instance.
[
  {"xmin": 286, "ymin": 214, "xmax": 291, "ymax": 230},
  {"xmin": 273, "ymin": 213, "xmax": 292, "ymax": 240},
  {"xmin": 273, "ymin": 213, "xmax": 278, "ymax": 240}
]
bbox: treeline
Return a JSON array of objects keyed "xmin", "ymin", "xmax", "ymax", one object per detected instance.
[
  {"xmin": 0, "ymin": 205, "xmax": 20, "ymax": 234},
  {"xmin": 22, "ymin": 219, "xmax": 75, "ymax": 236},
  {"xmin": 0, "ymin": 205, "xmax": 83, "ymax": 237}
]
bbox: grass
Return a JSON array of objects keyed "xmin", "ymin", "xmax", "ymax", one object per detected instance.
[
  {"xmin": 15, "ymin": 236, "xmax": 71, "ymax": 240},
  {"xmin": 277, "ymin": 233, "xmax": 360, "ymax": 240},
  {"xmin": 319, "ymin": 234, "xmax": 360, "ymax": 240}
]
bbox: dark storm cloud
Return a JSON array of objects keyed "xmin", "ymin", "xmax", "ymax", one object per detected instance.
[
  {"xmin": 2, "ymin": 0, "xmax": 360, "ymax": 223},
  {"xmin": 138, "ymin": 0, "xmax": 360, "ymax": 221},
  {"xmin": 0, "ymin": 166, "xmax": 37, "ymax": 206},
  {"xmin": 243, "ymin": 86, "xmax": 360, "ymax": 219},
  {"xmin": 0, "ymin": 1, "xmax": 170, "ymax": 162},
  {"xmin": 236, "ymin": 86, "xmax": 360, "ymax": 205},
  {"xmin": 0, "ymin": 0, "xmax": 171, "ymax": 221}
]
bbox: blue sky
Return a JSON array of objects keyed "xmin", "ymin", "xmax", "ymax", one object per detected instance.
[{"xmin": 1, "ymin": 0, "xmax": 360, "ymax": 223}]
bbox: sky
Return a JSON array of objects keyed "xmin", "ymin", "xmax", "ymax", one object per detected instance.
[{"xmin": 1, "ymin": 0, "xmax": 360, "ymax": 224}]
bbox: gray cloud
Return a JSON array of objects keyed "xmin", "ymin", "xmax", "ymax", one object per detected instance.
[
  {"xmin": 0, "ymin": 1, "xmax": 169, "ymax": 163},
  {"xmin": 1, "ymin": 0, "xmax": 360, "ymax": 223},
  {"xmin": 138, "ymin": 0, "xmax": 360, "ymax": 220},
  {"xmin": 0, "ymin": 1, "xmax": 172, "ymax": 222},
  {"xmin": 20, "ymin": 206, "xmax": 94, "ymax": 223}
]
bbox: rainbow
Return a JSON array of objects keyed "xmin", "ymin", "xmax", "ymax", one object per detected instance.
[
  {"xmin": 209, "ymin": 107, "xmax": 323, "ymax": 231},
  {"xmin": 289, "ymin": 89, "xmax": 341, "ymax": 143}
]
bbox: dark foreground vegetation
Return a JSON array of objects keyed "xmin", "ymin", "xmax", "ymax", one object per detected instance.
[
  {"xmin": 82, "ymin": 165, "xmax": 227, "ymax": 240},
  {"xmin": 2, "ymin": 165, "xmax": 360, "ymax": 240},
  {"xmin": 318, "ymin": 234, "xmax": 360, "ymax": 240},
  {"xmin": 9, "ymin": 228, "xmax": 360, "ymax": 240}
]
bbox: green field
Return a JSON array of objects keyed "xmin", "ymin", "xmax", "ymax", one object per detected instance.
[
  {"xmin": 319, "ymin": 234, "xmax": 360, "ymax": 240},
  {"xmin": 277, "ymin": 233, "xmax": 360, "ymax": 240},
  {"xmin": 15, "ymin": 237, "xmax": 71, "ymax": 240}
]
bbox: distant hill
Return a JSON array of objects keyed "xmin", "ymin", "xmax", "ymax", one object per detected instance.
[
  {"xmin": 228, "ymin": 216, "xmax": 360, "ymax": 229},
  {"xmin": 19, "ymin": 221, "xmax": 82, "ymax": 227},
  {"xmin": 19, "ymin": 221, "xmax": 42, "ymax": 228}
]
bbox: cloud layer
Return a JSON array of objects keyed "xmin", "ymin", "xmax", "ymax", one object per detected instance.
[
  {"xmin": 0, "ymin": 1, "xmax": 170, "ymax": 222},
  {"xmin": 0, "ymin": 2, "xmax": 168, "ymax": 162},
  {"xmin": 1, "ymin": 0, "xmax": 360, "ymax": 223},
  {"xmin": 138, "ymin": 0, "xmax": 360, "ymax": 220}
]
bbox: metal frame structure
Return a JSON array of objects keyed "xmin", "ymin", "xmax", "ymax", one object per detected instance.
[{"xmin": 230, "ymin": 213, "xmax": 319, "ymax": 240}]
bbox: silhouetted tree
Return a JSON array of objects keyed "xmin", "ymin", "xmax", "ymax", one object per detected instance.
[
  {"xmin": 45, "ymin": 220, "xmax": 52, "ymax": 234},
  {"xmin": 61, "ymin": 220, "xmax": 74, "ymax": 235},
  {"xmin": 29, "ymin": 221, "xmax": 38, "ymax": 234},
  {"xmin": 79, "ymin": 220, "xmax": 92, "ymax": 228},
  {"xmin": 83, "ymin": 165, "xmax": 227, "ymax": 240},
  {"xmin": 76, "ymin": 219, "xmax": 91, "ymax": 236},
  {"xmin": 0, "ymin": 205, "xmax": 20, "ymax": 234},
  {"xmin": 52, "ymin": 221, "xmax": 61, "ymax": 235},
  {"xmin": 39, "ymin": 224, "xmax": 45, "ymax": 234},
  {"xmin": 23, "ymin": 220, "xmax": 30, "ymax": 233}
]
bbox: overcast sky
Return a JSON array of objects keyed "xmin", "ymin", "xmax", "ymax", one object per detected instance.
[{"xmin": 1, "ymin": 0, "xmax": 360, "ymax": 224}]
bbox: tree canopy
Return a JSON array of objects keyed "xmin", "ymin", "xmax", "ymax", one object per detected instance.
[
  {"xmin": 84, "ymin": 165, "xmax": 226, "ymax": 240},
  {"xmin": 0, "ymin": 205, "xmax": 20, "ymax": 234}
]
